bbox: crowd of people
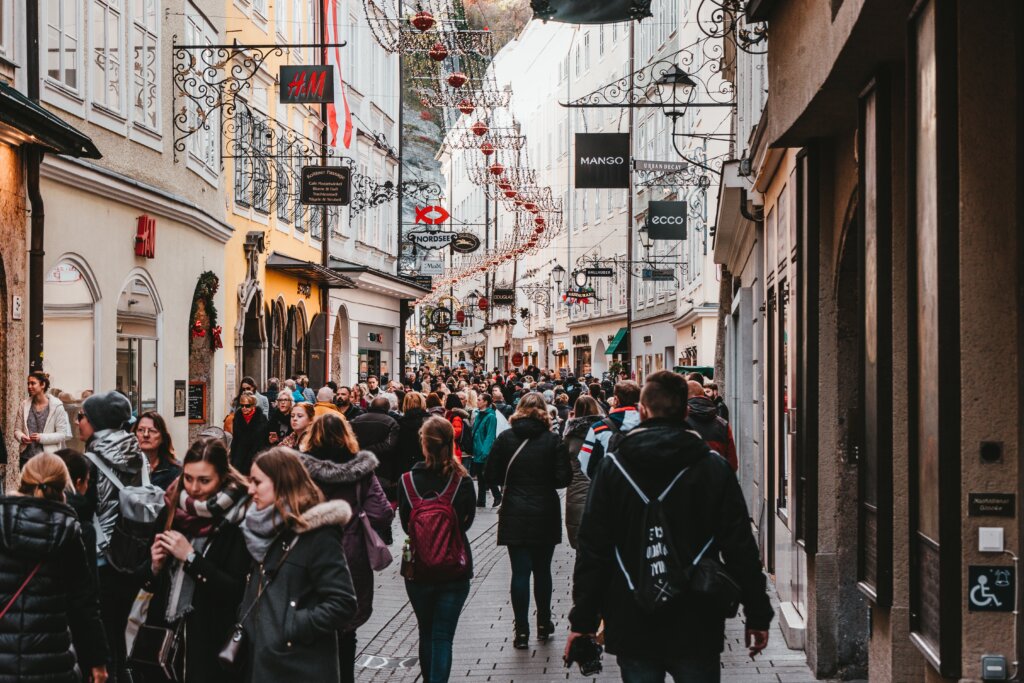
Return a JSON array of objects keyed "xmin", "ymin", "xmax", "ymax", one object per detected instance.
[{"xmin": 0, "ymin": 364, "xmax": 761, "ymax": 683}]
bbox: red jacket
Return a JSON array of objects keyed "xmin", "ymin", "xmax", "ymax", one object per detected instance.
[{"xmin": 685, "ymin": 397, "xmax": 738, "ymax": 472}]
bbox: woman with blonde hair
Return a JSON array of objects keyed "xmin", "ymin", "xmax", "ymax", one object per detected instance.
[
  {"xmin": 237, "ymin": 447, "xmax": 357, "ymax": 681},
  {"xmin": 483, "ymin": 392, "xmax": 572, "ymax": 649},
  {"xmin": 399, "ymin": 417, "xmax": 476, "ymax": 683},
  {"xmin": 0, "ymin": 453, "xmax": 108, "ymax": 682}
]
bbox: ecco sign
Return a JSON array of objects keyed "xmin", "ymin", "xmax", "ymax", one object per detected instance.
[
  {"xmin": 575, "ymin": 133, "xmax": 630, "ymax": 188},
  {"xmin": 647, "ymin": 201, "xmax": 687, "ymax": 240}
]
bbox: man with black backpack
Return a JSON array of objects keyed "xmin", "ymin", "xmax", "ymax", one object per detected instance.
[{"xmin": 566, "ymin": 371, "xmax": 772, "ymax": 682}]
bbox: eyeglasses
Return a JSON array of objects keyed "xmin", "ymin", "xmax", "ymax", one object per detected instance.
[
  {"xmin": 240, "ymin": 403, "xmax": 255, "ymax": 409},
  {"xmin": 136, "ymin": 428, "xmax": 158, "ymax": 437}
]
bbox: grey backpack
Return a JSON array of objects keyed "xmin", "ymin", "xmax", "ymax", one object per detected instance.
[{"xmin": 87, "ymin": 453, "xmax": 166, "ymax": 573}]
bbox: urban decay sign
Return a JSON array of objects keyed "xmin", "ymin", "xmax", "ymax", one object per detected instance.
[{"xmin": 575, "ymin": 133, "xmax": 630, "ymax": 188}]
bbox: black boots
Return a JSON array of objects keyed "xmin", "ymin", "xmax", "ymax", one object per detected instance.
[
  {"xmin": 537, "ymin": 617, "xmax": 555, "ymax": 642},
  {"xmin": 513, "ymin": 622, "xmax": 530, "ymax": 649}
]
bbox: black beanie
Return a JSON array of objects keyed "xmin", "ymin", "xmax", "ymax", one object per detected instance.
[{"xmin": 83, "ymin": 391, "xmax": 133, "ymax": 432}]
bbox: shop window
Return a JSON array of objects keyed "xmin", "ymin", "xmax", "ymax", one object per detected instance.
[
  {"xmin": 44, "ymin": 259, "xmax": 97, "ymax": 399},
  {"xmin": 116, "ymin": 275, "xmax": 159, "ymax": 416},
  {"xmin": 47, "ymin": 0, "xmax": 81, "ymax": 91}
]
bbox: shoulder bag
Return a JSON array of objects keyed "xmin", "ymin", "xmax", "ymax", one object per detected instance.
[
  {"xmin": 357, "ymin": 478, "xmax": 393, "ymax": 571},
  {"xmin": 218, "ymin": 534, "xmax": 300, "ymax": 671},
  {"xmin": 497, "ymin": 438, "xmax": 530, "ymax": 512}
]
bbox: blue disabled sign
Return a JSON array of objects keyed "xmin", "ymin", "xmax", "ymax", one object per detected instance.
[{"xmin": 968, "ymin": 565, "xmax": 1014, "ymax": 612}]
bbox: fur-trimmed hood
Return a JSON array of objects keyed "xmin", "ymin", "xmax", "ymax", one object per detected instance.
[
  {"xmin": 299, "ymin": 450, "xmax": 379, "ymax": 485},
  {"xmin": 299, "ymin": 499, "xmax": 352, "ymax": 532}
]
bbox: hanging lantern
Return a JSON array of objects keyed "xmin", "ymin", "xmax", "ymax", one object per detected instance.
[
  {"xmin": 428, "ymin": 42, "xmax": 448, "ymax": 61},
  {"xmin": 458, "ymin": 98, "xmax": 475, "ymax": 115},
  {"xmin": 480, "ymin": 141, "xmax": 494, "ymax": 156},
  {"xmin": 471, "ymin": 121, "xmax": 488, "ymax": 136},
  {"xmin": 447, "ymin": 71, "xmax": 468, "ymax": 88},
  {"xmin": 488, "ymin": 162, "xmax": 504, "ymax": 175},
  {"xmin": 411, "ymin": 10, "xmax": 435, "ymax": 31},
  {"xmin": 478, "ymin": 297, "xmax": 489, "ymax": 311}
]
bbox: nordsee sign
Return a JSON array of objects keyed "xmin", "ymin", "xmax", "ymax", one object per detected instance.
[
  {"xmin": 407, "ymin": 230, "xmax": 457, "ymax": 249},
  {"xmin": 646, "ymin": 201, "xmax": 687, "ymax": 240},
  {"xmin": 575, "ymin": 133, "xmax": 630, "ymax": 188}
]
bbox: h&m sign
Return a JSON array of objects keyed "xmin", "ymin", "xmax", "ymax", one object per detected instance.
[
  {"xmin": 135, "ymin": 215, "xmax": 156, "ymax": 258},
  {"xmin": 575, "ymin": 133, "xmax": 630, "ymax": 188},
  {"xmin": 280, "ymin": 65, "xmax": 335, "ymax": 104}
]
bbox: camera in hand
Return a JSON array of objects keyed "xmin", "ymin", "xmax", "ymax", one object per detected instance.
[{"xmin": 564, "ymin": 635, "xmax": 603, "ymax": 676}]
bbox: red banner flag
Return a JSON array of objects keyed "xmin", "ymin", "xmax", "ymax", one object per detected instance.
[{"xmin": 325, "ymin": 0, "xmax": 353, "ymax": 149}]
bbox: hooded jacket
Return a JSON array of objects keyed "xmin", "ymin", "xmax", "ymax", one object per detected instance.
[
  {"xmin": 0, "ymin": 496, "xmax": 108, "ymax": 682},
  {"xmin": 299, "ymin": 451, "xmax": 394, "ymax": 632},
  {"xmin": 483, "ymin": 417, "xmax": 572, "ymax": 546},
  {"xmin": 85, "ymin": 428, "xmax": 145, "ymax": 557},
  {"xmin": 471, "ymin": 406, "xmax": 497, "ymax": 464},
  {"xmin": 396, "ymin": 408, "xmax": 429, "ymax": 472},
  {"xmin": 569, "ymin": 419, "xmax": 772, "ymax": 659},
  {"xmin": 685, "ymin": 397, "xmax": 738, "ymax": 472},
  {"xmin": 561, "ymin": 414, "xmax": 605, "ymax": 549},
  {"xmin": 239, "ymin": 500, "xmax": 358, "ymax": 681}
]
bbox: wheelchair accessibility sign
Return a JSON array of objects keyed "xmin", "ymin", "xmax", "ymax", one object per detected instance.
[{"xmin": 968, "ymin": 566, "xmax": 1014, "ymax": 612}]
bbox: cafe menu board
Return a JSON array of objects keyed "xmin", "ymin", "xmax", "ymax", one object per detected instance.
[{"xmin": 188, "ymin": 381, "xmax": 207, "ymax": 424}]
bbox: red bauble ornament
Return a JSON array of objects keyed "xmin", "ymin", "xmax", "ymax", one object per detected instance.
[
  {"xmin": 456, "ymin": 310, "xmax": 466, "ymax": 324},
  {"xmin": 523, "ymin": 202, "xmax": 537, "ymax": 212},
  {"xmin": 419, "ymin": 110, "xmax": 433, "ymax": 120},
  {"xmin": 488, "ymin": 162, "xmax": 504, "ymax": 175},
  {"xmin": 534, "ymin": 226, "xmax": 544, "ymax": 234},
  {"xmin": 447, "ymin": 71, "xmax": 468, "ymax": 88},
  {"xmin": 535, "ymin": 217, "xmax": 546, "ymax": 227},
  {"xmin": 428, "ymin": 42, "xmax": 448, "ymax": 61},
  {"xmin": 480, "ymin": 142, "xmax": 494, "ymax": 156},
  {"xmin": 458, "ymin": 98, "xmax": 474, "ymax": 115},
  {"xmin": 411, "ymin": 10, "xmax": 435, "ymax": 31},
  {"xmin": 504, "ymin": 189, "xmax": 517, "ymax": 199},
  {"xmin": 497, "ymin": 181, "xmax": 511, "ymax": 190},
  {"xmin": 478, "ymin": 297, "xmax": 489, "ymax": 311},
  {"xmin": 471, "ymin": 121, "xmax": 488, "ymax": 136}
]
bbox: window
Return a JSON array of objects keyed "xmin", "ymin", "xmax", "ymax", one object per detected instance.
[
  {"xmin": 252, "ymin": 113, "xmax": 270, "ymax": 214},
  {"xmin": 276, "ymin": 136, "xmax": 291, "ymax": 223},
  {"xmin": 0, "ymin": 0, "xmax": 14, "ymax": 60},
  {"xmin": 185, "ymin": 3, "xmax": 217, "ymax": 173},
  {"xmin": 574, "ymin": 44, "xmax": 580, "ymax": 77},
  {"xmin": 233, "ymin": 106, "xmax": 252, "ymax": 207},
  {"xmin": 91, "ymin": 0, "xmax": 124, "ymax": 113},
  {"xmin": 130, "ymin": 0, "xmax": 158, "ymax": 130},
  {"xmin": 116, "ymin": 276, "xmax": 159, "ymax": 416},
  {"xmin": 47, "ymin": 0, "xmax": 81, "ymax": 90},
  {"xmin": 599, "ymin": 26, "xmax": 604, "ymax": 56},
  {"xmin": 583, "ymin": 32, "xmax": 590, "ymax": 70},
  {"xmin": 44, "ymin": 260, "xmax": 97, "ymax": 397}
]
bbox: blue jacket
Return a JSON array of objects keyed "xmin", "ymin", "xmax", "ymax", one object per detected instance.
[{"xmin": 471, "ymin": 407, "xmax": 497, "ymax": 464}]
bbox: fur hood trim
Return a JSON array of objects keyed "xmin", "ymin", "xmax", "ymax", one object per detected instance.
[
  {"xmin": 300, "ymin": 450, "xmax": 379, "ymax": 485},
  {"xmin": 299, "ymin": 499, "xmax": 352, "ymax": 531}
]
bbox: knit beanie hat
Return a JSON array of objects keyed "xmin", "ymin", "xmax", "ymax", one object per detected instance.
[{"xmin": 83, "ymin": 391, "xmax": 133, "ymax": 432}]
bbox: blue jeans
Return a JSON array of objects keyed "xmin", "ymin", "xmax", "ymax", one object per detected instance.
[
  {"xmin": 507, "ymin": 545, "xmax": 555, "ymax": 626},
  {"xmin": 405, "ymin": 578, "xmax": 470, "ymax": 683},
  {"xmin": 617, "ymin": 655, "xmax": 721, "ymax": 683}
]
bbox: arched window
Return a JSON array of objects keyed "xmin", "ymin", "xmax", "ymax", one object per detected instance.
[
  {"xmin": 44, "ymin": 259, "xmax": 98, "ymax": 398},
  {"xmin": 116, "ymin": 275, "xmax": 160, "ymax": 415}
]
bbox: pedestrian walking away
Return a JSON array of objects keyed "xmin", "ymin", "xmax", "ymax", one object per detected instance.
[
  {"xmin": 561, "ymin": 395, "xmax": 605, "ymax": 549},
  {"xmin": 484, "ymin": 392, "xmax": 572, "ymax": 649}
]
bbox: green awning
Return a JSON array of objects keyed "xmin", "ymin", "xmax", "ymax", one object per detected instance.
[
  {"xmin": 605, "ymin": 327, "xmax": 629, "ymax": 355},
  {"xmin": 674, "ymin": 366, "xmax": 714, "ymax": 379}
]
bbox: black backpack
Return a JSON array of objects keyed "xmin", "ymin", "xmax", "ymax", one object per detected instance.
[
  {"xmin": 607, "ymin": 452, "xmax": 741, "ymax": 618},
  {"xmin": 460, "ymin": 415, "xmax": 475, "ymax": 455}
]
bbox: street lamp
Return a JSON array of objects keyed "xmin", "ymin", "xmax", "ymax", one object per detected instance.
[
  {"xmin": 550, "ymin": 264, "xmax": 566, "ymax": 288},
  {"xmin": 655, "ymin": 64, "xmax": 697, "ymax": 121}
]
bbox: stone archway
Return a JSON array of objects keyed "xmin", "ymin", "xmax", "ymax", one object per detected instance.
[
  {"xmin": 188, "ymin": 271, "xmax": 220, "ymax": 441},
  {"xmin": 331, "ymin": 304, "xmax": 351, "ymax": 385},
  {"xmin": 235, "ymin": 280, "xmax": 266, "ymax": 389},
  {"xmin": 268, "ymin": 298, "xmax": 286, "ymax": 381},
  {"xmin": 592, "ymin": 338, "xmax": 607, "ymax": 376}
]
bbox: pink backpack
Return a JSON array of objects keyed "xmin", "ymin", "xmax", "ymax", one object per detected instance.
[{"xmin": 401, "ymin": 472, "xmax": 468, "ymax": 582}]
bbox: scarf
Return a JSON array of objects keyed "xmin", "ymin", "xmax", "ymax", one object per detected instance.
[
  {"xmin": 164, "ymin": 484, "xmax": 249, "ymax": 624},
  {"xmin": 243, "ymin": 503, "xmax": 286, "ymax": 562}
]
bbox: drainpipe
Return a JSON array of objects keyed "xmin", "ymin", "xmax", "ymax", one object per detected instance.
[{"xmin": 26, "ymin": 0, "xmax": 44, "ymax": 371}]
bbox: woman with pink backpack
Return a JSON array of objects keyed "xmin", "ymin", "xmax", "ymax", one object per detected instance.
[{"xmin": 399, "ymin": 416, "xmax": 476, "ymax": 683}]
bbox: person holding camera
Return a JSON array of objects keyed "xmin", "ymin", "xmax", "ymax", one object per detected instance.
[{"xmin": 565, "ymin": 371, "xmax": 773, "ymax": 683}]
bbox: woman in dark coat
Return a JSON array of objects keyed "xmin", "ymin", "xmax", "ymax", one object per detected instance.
[
  {"xmin": 229, "ymin": 393, "xmax": 268, "ymax": 475},
  {"xmin": 238, "ymin": 448, "xmax": 358, "ymax": 682},
  {"xmin": 560, "ymin": 396, "xmax": 605, "ymax": 549},
  {"xmin": 0, "ymin": 453, "xmax": 108, "ymax": 682},
  {"xmin": 297, "ymin": 413, "xmax": 394, "ymax": 683},
  {"xmin": 397, "ymin": 392, "xmax": 430, "ymax": 471},
  {"xmin": 484, "ymin": 392, "xmax": 572, "ymax": 649},
  {"xmin": 138, "ymin": 437, "xmax": 250, "ymax": 683}
]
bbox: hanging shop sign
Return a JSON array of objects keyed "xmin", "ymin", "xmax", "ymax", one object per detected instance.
[
  {"xmin": 414, "ymin": 205, "xmax": 450, "ymax": 225},
  {"xmin": 472, "ymin": 346, "xmax": 485, "ymax": 360},
  {"xmin": 646, "ymin": 201, "xmax": 687, "ymax": 240},
  {"xmin": 634, "ymin": 159, "xmax": 688, "ymax": 172},
  {"xmin": 492, "ymin": 288, "xmax": 515, "ymax": 307},
  {"xmin": 407, "ymin": 275, "xmax": 433, "ymax": 288},
  {"xmin": 301, "ymin": 166, "xmax": 351, "ymax": 205},
  {"xmin": 512, "ymin": 352, "xmax": 524, "ymax": 367},
  {"xmin": 430, "ymin": 307, "xmax": 453, "ymax": 332},
  {"xmin": 448, "ymin": 329, "xmax": 463, "ymax": 337},
  {"xmin": 407, "ymin": 230, "xmax": 457, "ymax": 250},
  {"xmin": 451, "ymin": 232, "xmax": 481, "ymax": 253},
  {"xmin": 565, "ymin": 286, "xmax": 595, "ymax": 302},
  {"xmin": 575, "ymin": 133, "xmax": 630, "ymax": 188},
  {"xmin": 279, "ymin": 65, "xmax": 335, "ymax": 104},
  {"xmin": 642, "ymin": 268, "xmax": 675, "ymax": 282},
  {"xmin": 421, "ymin": 260, "xmax": 444, "ymax": 275},
  {"xmin": 531, "ymin": 0, "xmax": 652, "ymax": 24},
  {"xmin": 584, "ymin": 267, "xmax": 614, "ymax": 278}
]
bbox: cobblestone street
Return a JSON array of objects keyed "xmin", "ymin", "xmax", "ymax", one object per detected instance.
[{"xmin": 355, "ymin": 503, "xmax": 819, "ymax": 682}]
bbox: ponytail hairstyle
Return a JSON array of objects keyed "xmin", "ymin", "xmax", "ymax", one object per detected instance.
[
  {"xmin": 19, "ymin": 453, "xmax": 70, "ymax": 502},
  {"xmin": 419, "ymin": 416, "xmax": 468, "ymax": 479}
]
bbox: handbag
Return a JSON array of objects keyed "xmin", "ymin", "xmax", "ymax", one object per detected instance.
[
  {"xmin": 218, "ymin": 535, "xmax": 300, "ymax": 671},
  {"xmin": 357, "ymin": 478, "xmax": 393, "ymax": 571},
  {"xmin": 128, "ymin": 622, "xmax": 182, "ymax": 681},
  {"xmin": 686, "ymin": 537, "xmax": 742, "ymax": 618}
]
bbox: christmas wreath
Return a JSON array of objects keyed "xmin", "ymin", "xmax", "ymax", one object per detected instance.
[{"xmin": 189, "ymin": 271, "xmax": 223, "ymax": 350}]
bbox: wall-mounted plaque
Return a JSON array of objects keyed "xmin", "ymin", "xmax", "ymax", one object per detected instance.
[{"xmin": 188, "ymin": 381, "xmax": 207, "ymax": 424}]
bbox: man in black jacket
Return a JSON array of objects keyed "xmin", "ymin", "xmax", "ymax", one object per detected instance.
[
  {"xmin": 351, "ymin": 397, "xmax": 400, "ymax": 502},
  {"xmin": 566, "ymin": 370, "xmax": 772, "ymax": 682}
]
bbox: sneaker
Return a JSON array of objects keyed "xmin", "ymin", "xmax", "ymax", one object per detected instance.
[
  {"xmin": 537, "ymin": 618, "xmax": 555, "ymax": 642},
  {"xmin": 513, "ymin": 622, "xmax": 530, "ymax": 650},
  {"xmin": 492, "ymin": 495, "xmax": 502, "ymax": 508}
]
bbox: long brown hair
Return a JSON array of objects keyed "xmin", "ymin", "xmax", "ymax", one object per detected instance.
[
  {"xmin": 304, "ymin": 412, "xmax": 359, "ymax": 460},
  {"xmin": 165, "ymin": 437, "xmax": 248, "ymax": 531},
  {"xmin": 572, "ymin": 395, "xmax": 602, "ymax": 418},
  {"xmin": 19, "ymin": 453, "xmax": 70, "ymax": 502},
  {"xmin": 419, "ymin": 416, "xmax": 468, "ymax": 478},
  {"xmin": 133, "ymin": 411, "xmax": 178, "ymax": 468},
  {"xmin": 403, "ymin": 392, "xmax": 426, "ymax": 412},
  {"xmin": 252, "ymin": 447, "xmax": 324, "ymax": 530},
  {"xmin": 291, "ymin": 403, "xmax": 316, "ymax": 449},
  {"xmin": 510, "ymin": 392, "xmax": 551, "ymax": 427}
]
